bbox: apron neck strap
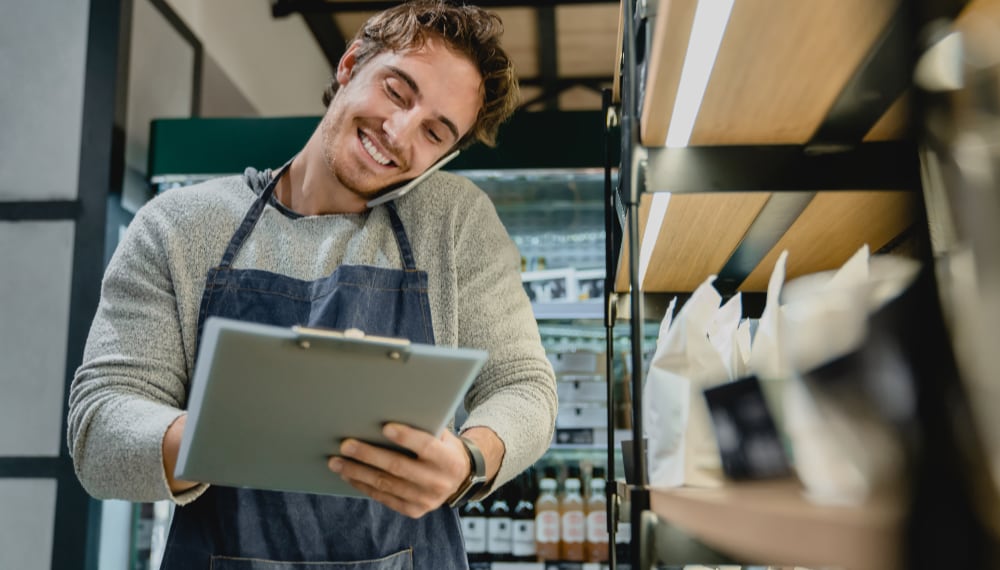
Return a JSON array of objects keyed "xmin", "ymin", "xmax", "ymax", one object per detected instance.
[{"xmin": 218, "ymin": 162, "xmax": 420, "ymax": 272}]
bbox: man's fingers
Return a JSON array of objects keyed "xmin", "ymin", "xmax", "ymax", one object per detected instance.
[
  {"xmin": 347, "ymin": 479, "xmax": 436, "ymax": 519},
  {"xmin": 329, "ymin": 456, "xmax": 439, "ymax": 517},
  {"xmin": 382, "ymin": 423, "xmax": 437, "ymax": 458},
  {"xmin": 337, "ymin": 436, "xmax": 454, "ymax": 495}
]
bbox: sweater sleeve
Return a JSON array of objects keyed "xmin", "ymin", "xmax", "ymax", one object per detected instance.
[
  {"xmin": 454, "ymin": 191, "xmax": 558, "ymax": 492},
  {"xmin": 67, "ymin": 200, "xmax": 208, "ymax": 504}
]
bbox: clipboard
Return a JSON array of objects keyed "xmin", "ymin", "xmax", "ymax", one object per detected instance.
[{"xmin": 175, "ymin": 316, "xmax": 488, "ymax": 497}]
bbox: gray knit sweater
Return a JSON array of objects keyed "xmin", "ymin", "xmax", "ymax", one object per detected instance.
[{"xmin": 68, "ymin": 168, "xmax": 557, "ymax": 505}]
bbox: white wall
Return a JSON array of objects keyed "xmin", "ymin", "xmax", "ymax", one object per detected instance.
[
  {"xmin": 0, "ymin": 3, "xmax": 91, "ymax": 568},
  {"xmin": 0, "ymin": 2, "xmax": 90, "ymax": 200},
  {"xmin": 166, "ymin": 0, "xmax": 333, "ymax": 116}
]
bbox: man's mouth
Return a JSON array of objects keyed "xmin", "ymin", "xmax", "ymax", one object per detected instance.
[{"xmin": 359, "ymin": 131, "xmax": 396, "ymax": 167}]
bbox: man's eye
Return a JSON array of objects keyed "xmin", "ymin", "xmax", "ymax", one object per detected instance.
[{"xmin": 427, "ymin": 128, "xmax": 443, "ymax": 143}]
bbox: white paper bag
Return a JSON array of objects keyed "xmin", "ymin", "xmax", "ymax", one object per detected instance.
[
  {"xmin": 644, "ymin": 276, "xmax": 729, "ymax": 488},
  {"xmin": 747, "ymin": 250, "xmax": 790, "ymax": 431},
  {"xmin": 707, "ymin": 292, "xmax": 745, "ymax": 382}
]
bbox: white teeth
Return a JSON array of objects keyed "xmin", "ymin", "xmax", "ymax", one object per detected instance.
[{"xmin": 360, "ymin": 133, "xmax": 392, "ymax": 166}]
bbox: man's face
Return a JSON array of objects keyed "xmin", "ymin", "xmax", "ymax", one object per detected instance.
[{"xmin": 320, "ymin": 37, "xmax": 483, "ymax": 200}]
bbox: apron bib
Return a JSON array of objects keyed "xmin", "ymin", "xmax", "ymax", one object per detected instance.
[{"xmin": 160, "ymin": 168, "xmax": 467, "ymax": 570}]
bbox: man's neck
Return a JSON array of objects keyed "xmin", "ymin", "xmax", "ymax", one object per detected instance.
[{"xmin": 276, "ymin": 133, "xmax": 369, "ymax": 216}]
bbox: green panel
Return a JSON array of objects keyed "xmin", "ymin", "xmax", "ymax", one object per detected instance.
[
  {"xmin": 148, "ymin": 116, "xmax": 320, "ymax": 178},
  {"xmin": 148, "ymin": 110, "xmax": 619, "ymax": 177}
]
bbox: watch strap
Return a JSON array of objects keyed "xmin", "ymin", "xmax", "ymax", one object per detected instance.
[{"xmin": 447, "ymin": 436, "xmax": 489, "ymax": 508}]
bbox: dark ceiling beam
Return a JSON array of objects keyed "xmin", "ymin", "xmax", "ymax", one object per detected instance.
[
  {"xmin": 517, "ymin": 78, "xmax": 608, "ymax": 110},
  {"xmin": 518, "ymin": 75, "xmax": 612, "ymax": 87},
  {"xmin": 536, "ymin": 6, "xmax": 559, "ymax": 110},
  {"xmin": 273, "ymin": 0, "xmax": 615, "ymax": 17}
]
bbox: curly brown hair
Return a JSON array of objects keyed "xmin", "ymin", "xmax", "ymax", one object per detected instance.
[{"xmin": 321, "ymin": 1, "xmax": 519, "ymax": 149}]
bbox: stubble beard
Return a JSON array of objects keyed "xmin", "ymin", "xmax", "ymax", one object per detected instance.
[{"xmin": 320, "ymin": 111, "xmax": 389, "ymax": 202}]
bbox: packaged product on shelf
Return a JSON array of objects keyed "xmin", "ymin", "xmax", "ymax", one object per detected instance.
[
  {"xmin": 556, "ymin": 375, "xmax": 607, "ymax": 404},
  {"xmin": 547, "ymin": 350, "xmax": 606, "ymax": 377},
  {"xmin": 487, "ymin": 484, "xmax": 513, "ymax": 561},
  {"xmin": 642, "ymin": 278, "xmax": 730, "ymax": 488},
  {"xmin": 585, "ymin": 467, "xmax": 609, "ymax": 563},
  {"xmin": 535, "ymin": 468, "xmax": 561, "ymax": 561},
  {"xmin": 748, "ymin": 250, "xmax": 791, "ymax": 434},
  {"xmin": 511, "ymin": 471, "xmax": 538, "ymax": 562},
  {"xmin": 554, "ymin": 427, "xmax": 607, "ymax": 446},
  {"xmin": 780, "ymin": 246, "xmax": 919, "ymax": 505},
  {"xmin": 560, "ymin": 466, "xmax": 586, "ymax": 562},
  {"xmin": 459, "ymin": 499, "xmax": 488, "ymax": 564},
  {"xmin": 556, "ymin": 403, "xmax": 607, "ymax": 430},
  {"xmin": 707, "ymin": 292, "xmax": 751, "ymax": 381}
]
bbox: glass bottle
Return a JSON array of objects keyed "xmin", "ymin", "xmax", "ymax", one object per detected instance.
[
  {"xmin": 512, "ymin": 471, "xmax": 537, "ymax": 562},
  {"xmin": 460, "ymin": 499, "xmax": 487, "ymax": 565},
  {"xmin": 534, "ymin": 467, "xmax": 561, "ymax": 561},
  {"xmin": 585, "ymin": 466, "xmax": 609, "ymax": 563},
  {"xmin": 560, "ymin": 465, "xmax": 585, "ymax": 562},
  {"xmin": 486, "ymin": 483, "xmax": 513, "ymax": 561}
]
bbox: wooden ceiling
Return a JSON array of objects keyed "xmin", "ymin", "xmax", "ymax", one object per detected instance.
[{"xmin": 271, "ymin": 0, "xmax": 621, "ymax": 111}]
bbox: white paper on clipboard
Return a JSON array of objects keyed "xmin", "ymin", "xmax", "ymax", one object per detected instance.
[{"xmin": 176, "ymin": 316, "xmax": 488, "ymax": 497}]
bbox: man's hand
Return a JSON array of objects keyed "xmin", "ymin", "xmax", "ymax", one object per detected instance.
[
  {"xmin": 162, "ymin": 414, "xmax": 199, "ymax": 494},
  {"xmin": 328, "ymin": 423, "xmax": 504, "ymax": 518}
]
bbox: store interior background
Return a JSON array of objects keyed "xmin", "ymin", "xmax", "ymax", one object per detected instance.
[
  {"xmin": 10, "ymin": 0, "xmax": 1000, "ymax": 568},
  {"xmin": 1, "ymin": 1, "xmax": 623, "ymax": 568}
]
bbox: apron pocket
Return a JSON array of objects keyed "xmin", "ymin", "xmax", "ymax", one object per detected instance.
[{"xmin": 210, "ymin": 549, "xmax": 413, "ymax": 570}]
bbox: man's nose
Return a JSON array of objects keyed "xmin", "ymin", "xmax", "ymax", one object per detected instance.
[{"xmin": 384, "ymin": 110, "xmax": 421, "ymax": 147}]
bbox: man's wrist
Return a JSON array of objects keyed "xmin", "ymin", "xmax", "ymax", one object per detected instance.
[{"xmin": 447, "ymin": 436, "xmax": 488, "ymax": 508}]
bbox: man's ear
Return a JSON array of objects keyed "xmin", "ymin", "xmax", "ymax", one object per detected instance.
[{"xmin": 337, "ymin": 40, "xmax": 363, "ymax": 87}]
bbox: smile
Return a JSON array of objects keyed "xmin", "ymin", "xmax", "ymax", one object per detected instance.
[{"xmin": 359, "ymin": 131, "xmax": 394, "ymax": 167}]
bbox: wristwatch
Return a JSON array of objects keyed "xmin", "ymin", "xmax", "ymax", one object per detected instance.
[{"xmin": 447, "ymin": 436, "xmax": 489, "ymax": 508}]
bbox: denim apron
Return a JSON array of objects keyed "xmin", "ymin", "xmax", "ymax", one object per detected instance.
[{"xmin": 159, "ymin": 167, "xmax": 468, "ymax": 570}]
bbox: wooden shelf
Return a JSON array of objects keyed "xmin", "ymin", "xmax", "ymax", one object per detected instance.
[
  {"xmin": 615, "ymin": 190, "xmax": 917, "ymax": 293},
  {"xmin": 640, "ymin": 0, "xmax": 901, "ymax": 146},
  {"xmin": 649, "ymin": 479, "xmax": 905, "ymax": 570},
  {"xmin": 612, "ymin": 0, "xmax": 919, "ymax": 295},
  {"xmin": 740, "ymin": 190, "xmax": 918, "ymax": 290}
]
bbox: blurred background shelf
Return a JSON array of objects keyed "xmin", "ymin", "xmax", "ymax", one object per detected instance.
[{"xmin": 649, "ymin": 480, "xmax": 904, "ymax": 570}]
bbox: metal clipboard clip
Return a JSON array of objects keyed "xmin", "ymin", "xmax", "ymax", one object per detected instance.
[{"xmin": 291, "ymin": 326, "xmax": 412, "ymax": 361}]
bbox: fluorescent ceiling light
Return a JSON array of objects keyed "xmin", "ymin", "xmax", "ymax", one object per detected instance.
[
  {"xmin": 665, "ymin": 0, "xmax": 736, "ymax": 147},
  {"xmin": 638, "ymin": 192, "xmax": 672, "ymax": 285}
]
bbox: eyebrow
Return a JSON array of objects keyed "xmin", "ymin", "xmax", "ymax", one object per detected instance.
[{"xmin": 386, "ymin": 65, "xmax": 461, "ymax": 142}]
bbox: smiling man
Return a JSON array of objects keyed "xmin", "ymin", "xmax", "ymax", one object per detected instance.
[{"xmin": 67, "ymin": 2, "xmax": 557, "ymax": 569}]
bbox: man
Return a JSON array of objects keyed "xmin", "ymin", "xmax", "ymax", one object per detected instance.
[{"xmin": 68, "ymin": 2, "xmax": 557, "ymax": 568}]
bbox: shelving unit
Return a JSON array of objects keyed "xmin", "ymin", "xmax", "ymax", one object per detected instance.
[
  {"xmin": 648, "ymin": 480, "xmax": 904, "ymax": 570},
  {"xmin": 604, "ymin": 0, "xmax": 998, "ymax": 568}
]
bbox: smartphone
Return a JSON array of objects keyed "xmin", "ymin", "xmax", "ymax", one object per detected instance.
[{"xmin": 366, "ymin": 149, "xmax": 461, "ymax": 208}]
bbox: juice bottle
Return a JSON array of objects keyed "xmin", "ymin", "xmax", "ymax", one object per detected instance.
[
  {"xmin": 585, "ymin": 467, "xmax": 609, "ymax": 563},
  {"xmin": 534, "ymin": 468, "xmax": 561, "ymax": 561},
  {"xmin": 560, "ymin": 466, "xmax": 585, "ymax": 562}
]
